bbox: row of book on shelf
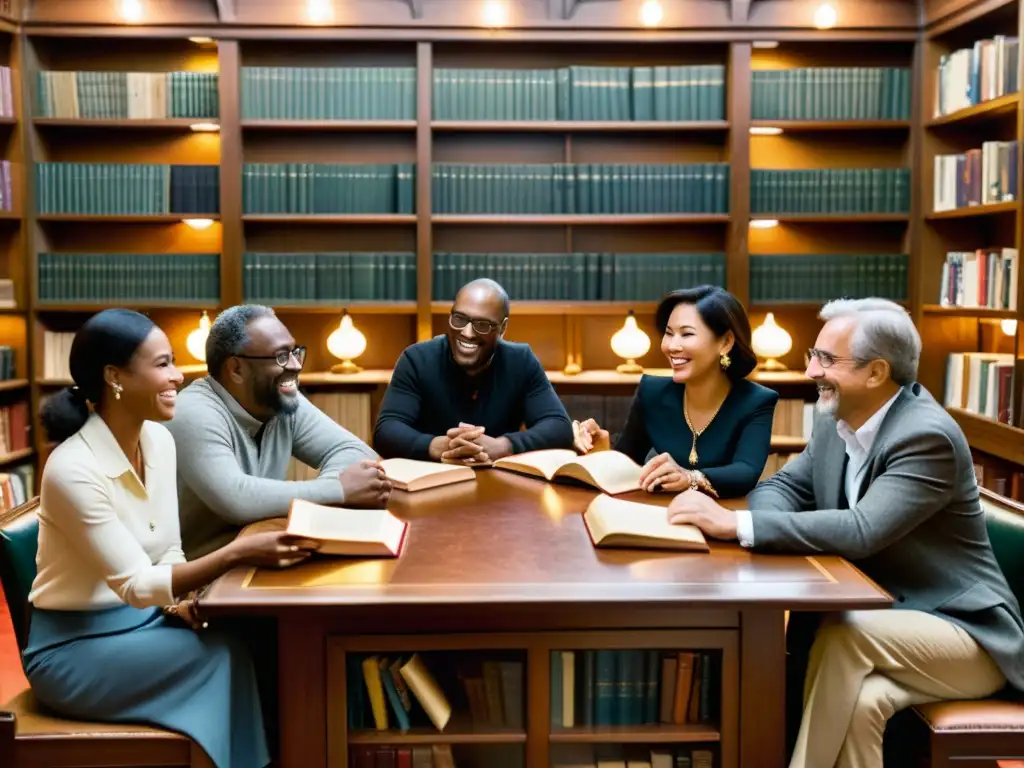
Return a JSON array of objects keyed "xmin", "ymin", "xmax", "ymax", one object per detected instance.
[
  {"xmin": 934, "ymin": 34, "xmax": 1019, "ymax": 117},
  {"xmin": 36, "ymin": 70, "xmax": 219, "ymax": 120},
  {"xmin": 35, "ymin": 163, "xmax": 219, "ymax": 216},
  {"xmin": 550, "ymin": 649, "xmax": 718, "ymax": 728},
  {"xmin": 349, "ymin": 744, "xmax": 714, "ymax": 768},
  {"xmin": 938, "ymin": 247, "xmax": 1019, "ymax": 310},
  {"xmin": 28, "ymin": 161, "xmax": 924, "ymax": 216},
  {"xmin": 37, "ymin": 252, "xmax": 220, "ymax": 304},
  {"xmin": 933, "ymin": 140, "xmax": 1019, "ymax": 213},
  {"xmin": 944, "ymin": 352, "xmax": 1014, "ymax": 426}
]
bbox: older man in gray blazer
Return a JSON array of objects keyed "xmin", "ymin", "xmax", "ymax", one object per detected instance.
[{"xmin": 666, "ymin": 297, "xmax": 1024, "ymax": 768}]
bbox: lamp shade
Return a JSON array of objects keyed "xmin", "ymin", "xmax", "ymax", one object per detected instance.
[
  {"xmin": 327, "ymin": 311, "xmax": 367, "ymax": 374},
  {"xmin": 610, "ymin": 311, "xmax": 650, "ymax": 373},
  {"xmin": 185, "ymin": 311, "xmax": 211, "ymax": 362},
  {"xmin": 751, "ymin": 312, "xmax": 792, "ymax": 370}
]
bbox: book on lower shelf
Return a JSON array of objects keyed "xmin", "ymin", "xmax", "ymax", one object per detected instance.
[
  {"xmin": 582, "ymin": 496, "xmax": 709, "ymax": 553},
  {"xmin": 550, "ymin": 649, "xmax": 720, "ymax": 731},
  {"xmin": 350, "ymin": 743, "xmax": 458, "ymax": 768},
  {"xmin": 347, "ymin": 650, "xmax": 525, "ymax": 736},
  {"xmin": 286, "ymin": 499, "xmax": 408, "ymax": 557},
  {"xmin": 551, "ymin": 744, "xmax": 716, "ymax": 768},
  {"xmin": 493, "ymin": 449, "xmax": 643, "ymax": 495}
]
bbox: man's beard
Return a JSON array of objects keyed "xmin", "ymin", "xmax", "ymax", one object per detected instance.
[
  {"xmin": 815, "ymin": 382, "xmax": 840, "ymax": 417},
  {"xmin": 254, "ymin": 372, "xmax": 299, "ymax": 415}
]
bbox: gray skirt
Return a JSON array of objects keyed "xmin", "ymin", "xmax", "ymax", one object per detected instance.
[{"xmin": 22, "ymin": 603, "xmax": 270, "ymax": 768}]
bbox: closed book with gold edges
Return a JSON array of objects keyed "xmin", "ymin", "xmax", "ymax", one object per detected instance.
[{"xmin": 380, "ymin": 457, "xmax": 477, "ymax": 491}]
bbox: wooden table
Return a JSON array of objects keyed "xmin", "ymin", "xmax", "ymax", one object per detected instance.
[{"xmin": 201, "ymin": 470, "xmax": 891, "ymax": 768}]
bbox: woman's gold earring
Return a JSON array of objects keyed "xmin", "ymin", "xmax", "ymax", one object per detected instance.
[
  {"xmin": 112, "ymin": 382, "xmax": 123, "ymax": 400},
  {"xmin": 720, "ymin": 353, "xmax": 731, "ymax": 370}
]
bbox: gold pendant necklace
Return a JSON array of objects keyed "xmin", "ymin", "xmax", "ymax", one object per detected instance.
[{"xmin": 683, "ymin": 391, "xmax": 726, "ymax": 466}]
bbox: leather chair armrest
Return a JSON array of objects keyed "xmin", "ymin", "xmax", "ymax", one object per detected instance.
[{"xmin": 0, "ymin": 709, "xmax": 15, "ymax": 752}]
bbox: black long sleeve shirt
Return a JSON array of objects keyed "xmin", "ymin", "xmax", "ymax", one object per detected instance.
[{"xmin": 373, "ymin": 335, "xmax": 575, "ymax": 460}]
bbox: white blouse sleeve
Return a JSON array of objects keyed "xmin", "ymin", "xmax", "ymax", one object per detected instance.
[{"xmin": 41, "ymin": 463, "xmax": 176, "ymax": 608}]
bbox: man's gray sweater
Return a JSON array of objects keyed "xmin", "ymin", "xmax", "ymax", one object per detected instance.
[{"xmin": 165, "ymin": 376, "xmax": 378, "ymax": 559}]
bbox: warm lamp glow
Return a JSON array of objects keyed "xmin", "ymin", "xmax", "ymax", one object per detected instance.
[
  {"xmin": 610, "ymin": 310, "xmax": 651, "ymax": 374},
  {"xmin": 118, "ymin": 0, "xmax": 143, "ymax": 22},
  {"xmin": 186, "ymin": 311, "xmax": 211, "ymax": 362},
  {"xmin": 1002, "ymin": 319, "xmax": 1018, "ymax": 336},
  {"xmin": 182, "ymin": 218, "xmax": 215, "ymax": 230},
  {"xmin": 750, "ymin": 218, "xmax": 779, "ymax": 229},
  {"xmin": 190, "ymin": 122, "xmax": 220, "ymax": 132},
  {"xmin": 482, "ymin": 0, "xmax": 509, "ymax": 27},
  {"xmin": 639, "ymin": 0, "xmax": 664, "ymax": 27},
  {"xmin": 307, "ymin": 0, "xmax": 334, "ymax": 24},
  {"xmin": 327, "ymin": 311, "xmax": 367, "ymax": 374},
  {"xmin": 188, "ymin": 36, "xmax": 214, "ymax": 44},
  {"xmin": 752, "ymin": 40, "xmax": 780, "ymax": 48},
  {"xmin": 750, "ymin": 126, "xmax": 783, "ymax": 135},
  {"xmin": 814, "ymin": 2, "xmax": 838, "ymax": 29},
  {"xmin": 752, "ymin": 312, "xmax": 793, "ymax": 370}
]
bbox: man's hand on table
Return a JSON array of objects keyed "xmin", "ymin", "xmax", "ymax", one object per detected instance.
[
  {"xmin": 340, "ymin": 458, "xmax": 392, "ymax": 507},
  {"xmin": 667, "ymin": 490, "xmax": 739, "ymax": 541}
]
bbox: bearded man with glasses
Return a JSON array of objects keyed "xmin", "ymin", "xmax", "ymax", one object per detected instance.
[
  {"xmin": 663, "ymin": 297, "xmax": 1024, "ymax": 768},
  {"xmin": 167, "ymin": 304, "xmax": 385, "ymax": 562},
  {"xmin": 373, "ymin": 278, "xmax": 574, "ymax": 465}
]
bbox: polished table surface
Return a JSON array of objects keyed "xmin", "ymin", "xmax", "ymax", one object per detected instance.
[{"xmin": 202, "ymin": 468, "xmax": 892, "ymax": 613}]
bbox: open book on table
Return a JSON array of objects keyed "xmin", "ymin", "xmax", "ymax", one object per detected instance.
[
  {"xmin": 380, "ymin": 457, "xmax": 477, "ymax": 492},
  {"xmin": 582, "ymin": 494, "xmax": 709, "ymax": 552},
  {"xmin": 286, "ymin": 498, "xmax": 409, "ymax": 557},
  {"xmin": 493, "ymin": 448, "xmax": 643, "ymax": 495}
]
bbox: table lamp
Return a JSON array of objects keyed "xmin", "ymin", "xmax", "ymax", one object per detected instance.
[
  {"xmin": 751, "ymin": 312, "xmax": 792, "ymax": 371},
  {"xmin": 185, "ymin": 310, "xmax": 211, "ymax": 362},
  {"xmin": 610, "ymin": 310, "xmax": 650, "ymax": 374},
  {"xmin": 326, "ymin": 310, "xmax": 366, "ymax": 374}
]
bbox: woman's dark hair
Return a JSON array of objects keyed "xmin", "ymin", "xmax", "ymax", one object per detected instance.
[
  {"xmin": 41, "ymin": 309, "xmax": 157, "ymax": 443},
  {"xmin": 655, "ymin": 285, "xmax": 757, "ymax": 381}
]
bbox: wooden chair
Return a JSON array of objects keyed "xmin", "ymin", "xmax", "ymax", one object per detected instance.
[{"xmin": 0, "ymin": 497, "xmax": 209, "ymax": 768}]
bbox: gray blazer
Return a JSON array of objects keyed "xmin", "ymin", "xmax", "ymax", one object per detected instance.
[{"xmin": 748, "ymin": 382, "xmax": 1024, "ymax": 691}]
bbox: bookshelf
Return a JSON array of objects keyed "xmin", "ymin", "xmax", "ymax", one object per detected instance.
[{"xmin": 918, "ymin": 0, "xmax": 1024, "ymax": 498}]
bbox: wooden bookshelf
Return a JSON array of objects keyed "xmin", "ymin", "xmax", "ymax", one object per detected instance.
[{"xmin": 917, "ymin": 0, "xmax": 1024, "ymax": 505}]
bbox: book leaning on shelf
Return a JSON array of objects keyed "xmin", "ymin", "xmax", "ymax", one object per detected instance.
[
  {"xmin": 583, "ymin": 495, "xmax": 709, "ymax": 553},
  {"xmin": 493, "ymin": 449, "xmax": 643, "ymax": 495},
  {"xmin": 285, "ymin": 499, "xmax": 408, "ymax": 557},
  {"xmin": 360, "ymin": 652, "xmax": 453, "ymax": 732}
]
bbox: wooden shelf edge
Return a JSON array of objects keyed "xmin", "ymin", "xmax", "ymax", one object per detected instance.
[
  {"xmin": 348, "ymin": 728, "xmax": 526, "ymax": 745},
  {"xmin": 0, "ymin": 379, "xmax": 29, "ymax": 392},
  {"xmin": 431, "ymin": 120, "xmax": 729, "ymax": 132},
  {"xmin": 431, "ymin": 300, "xmax": 659, "ymax": 315},
  {"xmin": 269, "ymin": 302, "xmax": 416, "ymax": 314},
  {"xmin": 751, "ymin": 119, "xmax": 910, "ymax": 131},
  {"xmin": 926, "ymin": 93, "xmax": 1019, "ymax": 127},
  {"xmin": 37, "ymin": 214, "xmax": 221, "ymax": 223},
  {"xmin": 242, "ymin": 214, "xmax": 417, "ymax": 224},
  {"xmin": 922, "ymin": 305, "xmax": 1017, "ymax": 319},
  {"xmin": 35, "ymin": 303, "xmax": 219, "ymax": 312},
  {"xmin": 947, "ymin": 408, "xmax": 1024, "ymax": 466},
  {"xmin": 549, "ymin": 723, "xmax": 721, "ymax": 743},
  {"xmin": 33, "ymin": 118, "xmax": 213, "ymax": 129},
  {"xmin": 433, "ymin": 214, "xmax": 728, "ymax": 225},
  {"xmin": 756, "ymin": 214, "xmax": 910, "ymax": 223},
  {"xmin": 0, "ymin": 448, "xmax": 34, "ymax": 465},
  {"xmin": 242, "ymin": 119, "xmax": 416, "ymax": 131},
  {"xmin": 926, "ymin": 201, "xmax": 1019, "ymax": 220}
]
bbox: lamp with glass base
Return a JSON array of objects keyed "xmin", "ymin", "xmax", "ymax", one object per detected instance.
[
  {"xmin": 610, "ymin": 310, "xmax": 651, "ymax": 374},
  {"xmin": 326, "ymin": 310, "xmax": 367, "ymax": 374}
]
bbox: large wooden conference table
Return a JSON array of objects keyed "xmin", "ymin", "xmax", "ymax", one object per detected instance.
[{"xmin": 201, "ymin": 469, "xmax": 892, "ymax": 768}]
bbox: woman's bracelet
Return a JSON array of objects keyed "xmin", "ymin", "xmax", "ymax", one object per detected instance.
[{"xmin": 688, "ymin": 469, "xmax": 719, "ymax": 499}]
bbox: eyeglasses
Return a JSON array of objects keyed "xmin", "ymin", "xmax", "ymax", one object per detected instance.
[
  {"xmin": 449, "ymin": 311, "xmax": 503, "ymax": 336},
  {"xmin": 805, "ymin": 347, "xmax": 862, "ymax": 369},
  {"xmin": 236, "ymin": 346, "xmax": 307, "ymax": 368}
]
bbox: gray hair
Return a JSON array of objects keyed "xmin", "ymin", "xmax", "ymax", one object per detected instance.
[
  {"xmin": 818, "ymin": 298, "xmax": 920, "ymax": 386},
  {"xmin": 206, "ymin": 304, "xmax": 276, "ymax": 379}
]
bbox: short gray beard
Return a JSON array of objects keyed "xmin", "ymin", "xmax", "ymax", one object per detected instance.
[{"xmin": 815, "ymin": 389, "xmax": 839, "ymax": 417}]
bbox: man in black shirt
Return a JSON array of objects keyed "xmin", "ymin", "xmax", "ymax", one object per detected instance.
[{"xmin": 373, "ymin": 279, "xmax": 574, "ymax": 464}]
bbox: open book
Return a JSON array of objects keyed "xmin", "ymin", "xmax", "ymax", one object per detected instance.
[
  {"xmin": 286, "ymin": 499, "xmax": 409, "ymax": 557},
  {"xmin": 493, "ymin": 449, "xmax": 643, "ymax": 495},
  {"xmin": 380, "ymin": 458, "xmax": 477, "ymax": 492},
  {"xmin": 582, "ymin": 494, "xmax": 709, "ymax": 552}
]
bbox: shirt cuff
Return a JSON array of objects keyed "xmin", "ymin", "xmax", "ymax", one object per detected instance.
[{"xmin": 735, "ymin": 509, "xmax": 755, "ymax": 549}]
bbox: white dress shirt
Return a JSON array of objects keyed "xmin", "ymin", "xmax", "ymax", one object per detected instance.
[
  {"xmin": 735, "ymin": 391, "xmax": 902, "ymax": 548},
  {"xmin": 29, "ymin": 413, "xmax": 186, "ymax": 610}
]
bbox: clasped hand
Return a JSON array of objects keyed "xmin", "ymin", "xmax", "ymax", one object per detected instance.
[{"xmin": 436, "ymin": 422, "xmax": 511, "ymax": 465}]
